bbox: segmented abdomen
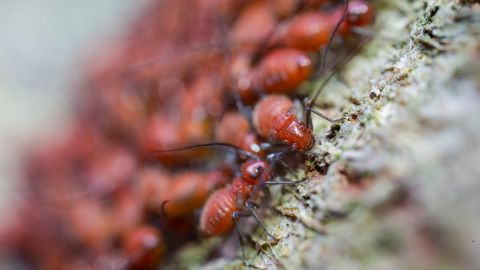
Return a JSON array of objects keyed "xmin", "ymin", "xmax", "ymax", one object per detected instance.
[{"xmin": 199, "ymin": 188, "xmax": 238, "ymax": 236}]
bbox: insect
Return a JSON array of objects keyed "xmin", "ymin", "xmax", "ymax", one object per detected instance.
[
  {"xmin": 161, "ymin": 170, "xmax": 229, "ymax": 218},
  {"xmin": 237, "ymin": 0, "xmax": 370, "ymax": 153},
  {"xmin": 197, "ymin": 0, "xmax": 367, "ymax": 242},
  {"xmin": 137, "ymin": 70, "xmax": 224, "ymax": 165},
  {"xmin": 270, "ymin": 0, "xmax": 375, "ymax": 51},
  {"xmin": 122, "ymin": 225, "xmax": 165, "ymax": 270},
  {"xmin": 233, "ymin": 48, "xmax": 313, "ymax": 104},
  {"xmin": 148, "ymin": 141, "xmax": 280, "ymax": 239},
  {"xmin": 144, "ymin": 143, "xmax": 259, "ymax": 220},
  {"xmin": 4, "ymin": 1, "xmax": 377, "ymax": 269},
  {"xmin": 215, "ymin": 111, "xmax": 265, "ymax": 157},
  {"xmin": 228, "ymin": 0, "xmax": 277, "ymax": 54},
  {"xmin": 139, "ymin": 167, "xmax": 233, "ymax": 248},
  {"xmin": 252, "ymin": 94, "xmax": 314, "ymax": 151},
  {"xmin": 199, "ymin": 159, "xmax": 274, "ymax": 238},
  {"xmin": 230, "ymin": 0, "xmax": 375, "ymax": 104},
  {"xmin": 250, "ymin": 44, "xmax": 369, "ymax": 153}
]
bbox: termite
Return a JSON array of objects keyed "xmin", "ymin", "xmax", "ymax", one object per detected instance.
[
  {"xmin": 137, "ymin": 71, "xmax": 224, "ymax": 165},
  {"xmin": 134, "ymin": 163, "xmax": 229, "ymax": 220},
  {"xmin": 199, "ymin": 159, "xmax": 275, "ymax": 239},
  {"xmin": 215, "ymin": 111, "xmax": 265, "ymax": 157},
  {"xmin": 122, "ymin": 225, "xmax": 165, "ymax": 270},
  {"xmin": 66, "ymin": 197, "xmax": 115, "ymax": 253},
  {"xmin": 162, "ymin": 170, "xmax": 229, "ymax": 218},
  {"xmin": 149, "ymin": 143, "xmax": 277, "ymax": 239},
  {"xmin": 270, "ymin": 0, "xmax": 375, "ymax": 51},
  {"xmin": 251, "ymin": 41, "xmax": 369, "ymax": 153},
  {"xmin": 229, "ymin": 0, "xmax": 277, "ymax": 54},
  {"xmin": 234, "ymin": 48, "xmax": 313, "ymax": 104},
  {"xmin": 241, "ymin": 0, "xmax": 368, "ymax": 153},
  {"xmin": 146, "ymin": 143, "xmax": 258, "ymax": 217},
  {"xmin": 230, "ymin": 0, "xmax": 373, "ymax": 104},
  {"xmin": 84, "ymin": 144, "xmax": 138, "ymax": 196},
  {"xmin": 252, "ymin": 94, "xmax": 314, "ymax": 151}
]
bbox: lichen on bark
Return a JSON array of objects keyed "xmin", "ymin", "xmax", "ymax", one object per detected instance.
[{"xmin": 169, "ymin": 1, "xmax": 480, "ymax": 269}]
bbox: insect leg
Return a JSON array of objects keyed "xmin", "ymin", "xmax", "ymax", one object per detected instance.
[
  {"xmin": 279, "ymin": 159, "xmax": 300, "ymax": 181},
  {"xmin": 264, "ymin": 160, "xmax": 308, "ymax": 186},
  {"xmin": 148, "ymin": 142, "xmax": 260, "ymax": 161},
  {"xmin": 306, "ymin": 0, "xmax": 350, "ymax": 128},
  {"xmin": 245, "ymin": 201, "xmax": 278, "ymax": 241},
  {"xmin": 305, "ymin": 107, "xmax": 344, "ymax": 123},
  {"xmin": 318, "ymin": 0, "xmax": 350, "ymax": 76},
  {"xmin": 232, "ymin": 211, "xmax": 250, "ymax": 260},
  {"xmin": 266, "ymin": 147, "xmax": 294, "ymax": 165}
]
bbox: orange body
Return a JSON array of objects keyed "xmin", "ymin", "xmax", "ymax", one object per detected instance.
[
  {"xmin": 199, "ymin": 160, "xmax": 269, "ymax": 236},
  {"xmin": 85, "ymin": 145, "xmax": 138, "ymax": 195},
  {"xmin": 163, "ymin": 170, "xmax": 228, "ymax": 217},
  {"xmin": 254, "ymin": 48, "xmax": 313, "ymax": 93},
  {"xmin": 136, "ymin": 167, "xmax": 170, "ymax": 209},
  {"xmin": 253, "ymin": 95, "xmax": 313, "ymax": 151},
  {"xmin": 135, "ymin": 167, "xmax": 228, "ymax": 218},
  {"xmin": 235, "ymin": 48, "xmax": 312, "ymax": 103},
  {"xmin": 272, "ymin": 0, "xmax": 375, "ymax": 51},
  {"xmin": 273, "ymin": 10, "xmax": 341, "ymax": 51},
  {"xmin": 229, "ymin": 0, "xmax": 277, "ymax": 53},
  {"xmin": 216, "ymin": 111, "xmax": 265, "ymax": 157},
  {"xmin": 123, "ymin": 225, "xmax": 165, "ymax": 270}
]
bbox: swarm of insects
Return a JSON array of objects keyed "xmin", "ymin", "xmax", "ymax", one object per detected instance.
[{"xmin": 0, "ymin": 0, "xmax": 375, "ymax": 269}]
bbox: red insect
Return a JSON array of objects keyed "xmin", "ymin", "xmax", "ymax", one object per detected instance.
[
  {"xmin": 242, "ymin": 1, "xmax": 371, "ymax": 152},
  {"xmin": 137, "ymin": 72, "xmax": 224, "ymax": 165},
  {"xmin": 66, "ymin": 197, "xmax": 115, "ymax": 253},
  {"xmin": 271, "ymin": 0, "xmax": 375, "ymax": 51},
  {"xmin": 250, "ymin": 53, "xmax": 354, "ymax": 152},
  {"xmin": 122, "ymin": 225, "xmax": 165, "ymax": 270},
  {"xmin": 215, "ymin": 111, "xmax": 265, "ymax": 157},
  {"xmin": 199, "ymin": 159, "xmax": 272, "ymax": 237},
  {"xmin": 135, "ymin": 165, "xmax": 230, "ymax": 218},
  {"xmin": 228, "ymin": 0, "xmax": 323, "ymax": 54},
  {"xmin": 253, "ymin": 94, "xmax": 314, "ymax": 151},
  {"xmin": 234, "ymin": 48, "xmax": 313, "ymax": 104},
  {"xmin": 162, "ymin": 170, "xmax": 229, "ymax": 218},
  {"xmin": 229, "ymin": 0, "xmax": 277, "ymax": 54}
]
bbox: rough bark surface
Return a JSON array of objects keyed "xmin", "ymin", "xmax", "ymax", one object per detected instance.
[{"xmin": 168, "ymin": 1, "xmax": 480, "ymax": 269}]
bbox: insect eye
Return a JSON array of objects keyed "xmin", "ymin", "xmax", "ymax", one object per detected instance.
[{"xmin": 247, "ymin": 165, "xmax": 264, "ymax": 179}]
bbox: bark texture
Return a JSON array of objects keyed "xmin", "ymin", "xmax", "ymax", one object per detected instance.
[{"xmin": 169, "ymin": 1, "xmax": 480, "ymax": 269}]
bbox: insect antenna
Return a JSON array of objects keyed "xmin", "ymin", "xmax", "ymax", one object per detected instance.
[
  {"xmin": 266, "ymin": 147, "xmax": 294, "ymax": 173},
  {"xmin": 305, "ymin": 0, "xmax": 350, "ymax": 129},
  {"xmin": 244, "ymin": 201, "xmax": 278, "ymax": 241},
  {"xmin": 305, "ymin": 36, "xmax": 370, "ymax": 129},
  {"xmin": 232, "ymin": 211, "xmax": 250, "ymax": 261},
  {"xmin": 147, "ymin": 142, "xmax": 260, "ymax": 161},
  {"xmin": 316, "ymin": 0, "xmax": 350, "ymax": 76},
  {"xmin": 305, "ymin": 107, "xmax": 344, "ymax": 123}
]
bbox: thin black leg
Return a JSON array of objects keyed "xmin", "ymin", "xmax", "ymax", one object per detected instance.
[
  {"xmin": 245, "ymin": 201, "xmax": 277, "ymax": 241},
  {"xmin": 232, "ymin": 211, "xmax": 250, "ymax": 261},
  {"xmin": 264, "ymin": 179, "xmax": 307, "ymax": 186},
  {"xmin": 278, "ymin": 159, "xmax": 300, "ymax": 181},
  {"xmin": 306, "ymin": 107, "xmax": 344, "ymax": 123}
]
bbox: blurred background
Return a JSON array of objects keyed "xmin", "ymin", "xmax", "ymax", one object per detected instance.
[{"xmin": 0, "ymin": 0, "xmax": 142, "ymax": 226}]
